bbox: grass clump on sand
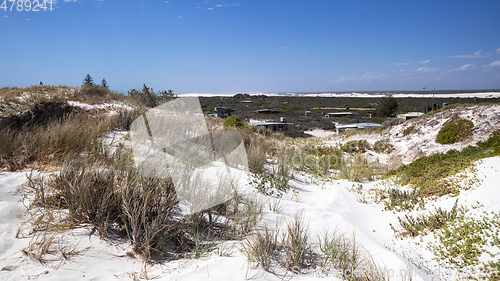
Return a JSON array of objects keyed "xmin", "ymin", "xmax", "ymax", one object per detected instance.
[
  {"xmin": 392, "ymin": 200, "xmax": 462, "ymax": 237},
  {"xmin": 435, "ymin": 119, "xmax": 474, "ymax": 144},
  {"xmin": 318, "ymin": 229, "xmax": 387, "ymax": 280},
  {"xmin": 243, "ymin": 224, "xmax": 280, "ymax": 271},
  {"xmin": 0, "ymin": 87, "xmax": 141, "ymax": 171},
  {"xmin": 0, "ymin": 105, "xmax": 138, "ymax": 171},
  {"xmin": 24, "ymin": 146, "xmax": 265, "ymax": 265}
]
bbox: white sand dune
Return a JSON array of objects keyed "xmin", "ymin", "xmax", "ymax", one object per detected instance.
[{"xmin": 2, "ymin": 156, "xmax": 499, "ymax": 280}]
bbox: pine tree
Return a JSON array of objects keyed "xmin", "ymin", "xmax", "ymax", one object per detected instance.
[
  {"xmin": 101, "ymin": 78, "xmax": 108, "ymax": 89},
  {"xmin": 82, "ymin": 74, "xmax": 94, "ymax": 86},
  {"xmin": 157, "ymin": 89, "xmax": 175, "ymax": 104},
  {"xmin": 377, "ymin": 94, "xmax": 398, "ymax": 117}
]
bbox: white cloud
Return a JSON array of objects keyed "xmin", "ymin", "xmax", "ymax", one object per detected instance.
[
  {"xmin": 419, "ymin": 59, "xmax": 431, "ymax": 64},
  {"xmin": 390, "ymin": 62, "xmax": 410, "ymax": 66},
  {"xmin": 497, "ymin": 48, "xmax": 500, "ymax": 55},
  {"xmin": 449, "ymin": 50, "xmax": 485, "ymax": 59},
  {"xmin": 63, "ymin": 0, "xmax": 77, "ymax": 2},
  {"xmin": 207, "ymin": 7, "xmax": 213, "ymax": 10},
  {"xmin": 416, "ymin": 67, "xmax": 438, "ymax": 72},
  {"xmin": 484, "ymin": 61, "xmax": 500, "ymax": 68},
  {"xmin": 449, "ymin": 64, "xmax": 474, "ymax": 71},
  {"xmin": 214, "ymin": 3, "xmax": 240, "ymax": 8},
  {"xmin": 333, "ymin": 72, "xmax": 385, "ymax": 83}
]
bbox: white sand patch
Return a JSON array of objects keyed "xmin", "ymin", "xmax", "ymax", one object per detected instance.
[
  {"xmin": 67, "ymin": 101, "xmax": 135, "ymax": 115},
  {"xmin": 305, "ymin": 129, "xmax": 337, "ymax": 138}
]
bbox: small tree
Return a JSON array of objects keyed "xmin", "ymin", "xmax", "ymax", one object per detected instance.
[
  {"xmin": 377, "ymin": 94, "xmax": 398, "ymax": 117},
  {"xmin": 101, "ymin": 78, "xmax": 108, "ymax": 89},
  {"xmin": 157, "ymin": 89, "xmax": 175, "ymax": 104},
  {"xmin": 82, "ymin": 74, "xmax": 94, "ymax": 86},
  {"xmin": 128, "ymin": 84, "xmax": 158, "ymax": 107}
]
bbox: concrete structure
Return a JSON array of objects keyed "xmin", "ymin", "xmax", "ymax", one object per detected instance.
[
  {"xmin": 396, "ymin": 112, "xmax": 424, "ymax": 121},
  {"xmin": 336, "ymin": 122, "xmax": 381, "ymax": 133},
  {"xmin": 325, "ymin": 112, "xmax": 359, "ymax": 122},
  {"xmin": 249, "ymin": 121, "xmax": 294, "ymax": 131},
  {"xmin": 257, "ymin": 109, "xmax": 281, "ymax": 114}
]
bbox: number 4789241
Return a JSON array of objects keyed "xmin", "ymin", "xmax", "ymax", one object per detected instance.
[{"xmin": 1, "ymin": 0, "xmax": 53, "ymax": 12}]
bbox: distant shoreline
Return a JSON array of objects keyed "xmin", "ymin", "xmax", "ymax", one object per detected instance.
[{"xmin": 181, "ymin": 90, "xmax": 500, "ymax": 98}]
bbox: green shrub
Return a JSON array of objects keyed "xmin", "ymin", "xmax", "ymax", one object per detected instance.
[
  {"xmin": 223, "ymin": 116, "xmax": 244, "ymax": 128},
  {"xmin": 390, "ymin": 130, "xmax": 500, "ymax": 198},
  {"xmin": 395, "ymin": 199, "xmax": 461, "ymax": 237},
  {"xmin": 340, "ymin": 140, "xmax": 371, "ymax": 153},
  {"xmin": 431, "ymin": 213, "xmax": 500, "ymax": 269},
  {"xmin": 379, "ymin": 188, "xmax": 422, "ymax": 211},
  {"xmin": 128, "ymin": 84, "xmax": 175, "ymax": 107},
  {"xmin": 372, "ymin": 139, "xmax": 393, "ymax": 153},
  {"xmin": 436, "ymin": 119, "xmax": 474, "ymax": 144},
  {"xmin": 251, "ymin": 173, "xmax": 289, "ymax": 198},
  {"xmin": 338, "ymin": 153, "xmax": 377, "ymax": 182}
]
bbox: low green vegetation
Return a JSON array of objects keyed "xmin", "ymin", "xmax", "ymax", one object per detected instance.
[
  {"xmin": 223, "ymin": 116, "xmax": 244, "ymax": 128},
  {"xmin": 127, "ymin": 84, "xmax": 175, "ymax": 107},
  {"xmin": 251, "ymin": 173, "xmax": 289, "ymax": 198},
  {"xmin": 387, "ymin": 130, "xmax": 500, "ymax": 198},
  {"xmin": 372, "ymin": 139, "xmax": 393, "ymax": 153},
  {"xmin": 431, "ymin": 212, "xmax": 500, "ymax": 273},
  {"xmin": 376, "ymin": 188, "xmax": 422, "ymax": 211},
  {"xmin": 393, "ymin": 200, "xmax": 462, "ymax": 237},
  {"xmin": 436, "ymin": 119, "xmax": 474, "ymax": 144},
  {"xmin": 340, "ymin": 140, "xmax": 371, "ymax": 153}
]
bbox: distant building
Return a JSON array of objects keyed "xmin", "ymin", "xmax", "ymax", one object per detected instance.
[
  {"xmin": 325, "ymin": 112, "xmax": 359, "ymax": 123},
  {"xmin": 214, "ymin": 107, "xmax": 233, "ymax": 118},
  {"xmin": 257, "ymin": 109, "xmax": 281, "ymax": 114},
  {"xmin": 336, "ymin": 123, "xmax": 381, "ymax": 133},
  {"xmin": 249, "ymin": 121, "xmax": 294, "ymax": 131},
  {"xmin": 396, "ymin": 112, "xmax": 424, "ymax": 121}
]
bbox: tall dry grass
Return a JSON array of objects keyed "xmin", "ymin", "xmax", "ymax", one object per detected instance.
[{"xmin": 0, "ymin": 105, "xmax": 139, "ymax": 171}]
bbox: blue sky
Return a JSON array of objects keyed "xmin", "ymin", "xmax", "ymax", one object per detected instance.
[{"xmin": 1, "ymin": 0, "xmax": 499, "ymax": 94}]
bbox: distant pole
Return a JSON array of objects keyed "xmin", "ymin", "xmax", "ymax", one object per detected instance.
[{"xmin": 432, "ymin": 86, "xmax": 436, "ymax": 110}]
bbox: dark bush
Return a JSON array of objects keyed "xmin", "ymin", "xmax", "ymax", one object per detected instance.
[{"xmin": 377, "ymin": 94, "xmax": 398, "ymax": 117}]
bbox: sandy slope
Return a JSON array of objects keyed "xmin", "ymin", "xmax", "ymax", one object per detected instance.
[
  {"xmin": 322, "ymin": 104, "xmax": 500, "ymax": 166},
  {"xmin": 1, "ymin": 103, "xmax": 499, "ymax": 280},
  {"xmin": 1, "ymin": 155, "xmax": 499, "ymax": 280}
]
